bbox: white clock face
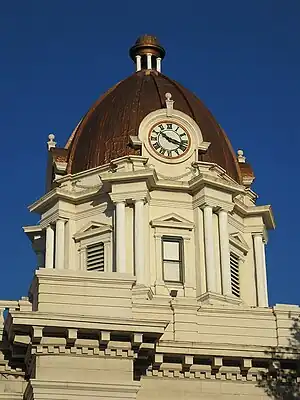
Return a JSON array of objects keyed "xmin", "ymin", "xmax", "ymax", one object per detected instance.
[{"xmin": 149, "ymin": 122, "xmax": 191, "ymax": 159}]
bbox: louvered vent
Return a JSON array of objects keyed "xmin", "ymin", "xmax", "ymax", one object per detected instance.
[
  {"xmin": 230, "ymin": 252, "xmax": 240, "ymax": 297},
  {"xmin": 86, "ymin": 243, "xmax": 104, "ymax": 272}
]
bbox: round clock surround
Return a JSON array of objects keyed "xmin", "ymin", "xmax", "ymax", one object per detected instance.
[{"xmin": 148, "ymin": 121, "xmax": 191, "ymax": 160}]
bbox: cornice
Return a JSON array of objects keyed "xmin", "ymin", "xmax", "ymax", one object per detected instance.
[
  {"xmin": 29, "ymin": 185, "xmax": 102, "ymax": 214},
  {"xmin": 26, "ymin": 380, "xmax": 140, "ymax": 395},
  {"xmin": 101, "ymin": 168, "xmax": 157, "ymax": 187},
  {"xmin": 38, "ymin": 202, "xmax": 109, "ymax": 229},
  {"xmin": 234, "ymin": 200, "xmax": 275, "ymax": 230},
  {"xmin": 9, "ymin": 310, "xmax": 168, "ymax": 335},
  {"xmin": 189, "ymin": 174, "xmax": 244, "ymax": 197}
]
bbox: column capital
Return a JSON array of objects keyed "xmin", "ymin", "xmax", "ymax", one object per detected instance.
[
  {"xmin": 132, "ymin": 191, "xmax": 150, "ymax": 204},
  {"xmin": 56, "ymin": 217, "xmax": 68, "ymax": 223},
  {"xmin": 252, "ymin": 232, "xmax": 263, "ymax": 238},
  {"xmin": 217, "ymin": 208, "xmax": 229, "ymax": 215},
  {"xmin": 109, "ymin": 193, "xmax": 127, "ymax": 204},
  {"xmin": 109, "ymin": 190, "xmax": 149, "ymax": 204},
  {"xmin": 194, "ymin": 196, "xmax": 233, "ymax": 212},
  {"xmin": 252, "ymin": 230, "xmax": 268, "ymax": 243}
]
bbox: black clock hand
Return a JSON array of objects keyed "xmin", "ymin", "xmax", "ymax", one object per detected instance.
[
  {"xmin": 167, "ymin": 137, "xmax": 181, "ymax": 145},
  {"xmin": 160, "ymin": 132, "xmax": 181, "ymax": 146}
]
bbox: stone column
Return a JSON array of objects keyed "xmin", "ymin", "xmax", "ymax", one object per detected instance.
[
  {"xmin": 156, "ymin": 57, "xmax": 161, "ymax": 72},
  {"xmin": 262, "ymin": 241, "xmax": 269, "ymax": 306},
  {"xmin": 55, "ymin": 219, "xmax": 65, "ymax": 270},
  {"xmin": 45, "ymin": 225, "xmax": 54, "ymax": 269},
  {"xmin": 203, "ymin": 206, "xmax": 216, "ymax": 292},
  {"xmin": 134, "ymin": 199, "xmax": 145, "ymax": 284},
  {"xmin": 103, "ymin": 239, "xmax": 112, "ymax": 273},
  {"xmin": 136, "ymin": 55, "xmax": 141, "ymax": 71},
  {"xmin": 116, "ymin": 201, "xmax": 126, "ymax": 273},
  {"xmin": 147, "ymin": 53, "xmax": 152, "ymax": 69},
  {"xmin": 253, "ymin": 234, "xmax": 268, "ymax": 307},
  {"xmin": 218, "ymin": 210, "xmax": 232, "ymax": 295}
]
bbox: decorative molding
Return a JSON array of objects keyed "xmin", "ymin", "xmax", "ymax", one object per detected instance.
[
  {"xmin": 129, "ymin": 135, "xmax": 142, "ymax": 148},
  {"xmin": 73, "ymin": 222, "xmax": 113, "ymax": 242},
  {"xmin": 109, "ymin": 190, "xmax": 150, "ymax": 204},
  {"xmin": 197, "ymin": 292, "xmax": 243, "ymax": 307},
  {"xmin": 156, "ymin": 167, "xmax": 195, "ymax": 181},
  {"xmin": 229, "ymin": 233, "xmax": 249, "ymax": 255},
  {"xmin": 150, "ymin": 213, "xmax": 194, "ymax": 230},
  {"xmin": 149, "ymin": 198, "xmax": 192, "ymax": 209},
  {"xmin": 192, "ymin": 194, "xmax": 234, "ymax": 212},
  {"xmin": 234, "ymin": 200, "xmax": 275, "ymax": 230},
  {"xmin": 228, "ymin": 213, "xmax": 245, "ymax": 233}
]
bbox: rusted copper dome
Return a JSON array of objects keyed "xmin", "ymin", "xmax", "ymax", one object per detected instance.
[{"xmin": 65, "ymin": 38, "xmax": 242, "ymax": 183}]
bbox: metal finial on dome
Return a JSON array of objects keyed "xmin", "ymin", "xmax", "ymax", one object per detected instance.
[{"xmin": 129, "ymin": 35, "xmax": 165, "ymax": 73}]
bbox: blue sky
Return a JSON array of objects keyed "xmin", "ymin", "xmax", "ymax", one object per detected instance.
[{"xmin": 0, "ymin": 0, "xmax": 299, "ymax": 305}]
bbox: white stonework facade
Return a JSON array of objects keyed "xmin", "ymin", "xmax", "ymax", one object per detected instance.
[{"xmin": 1, "ymin": 37, "xmax": 299, "ymax": 399}]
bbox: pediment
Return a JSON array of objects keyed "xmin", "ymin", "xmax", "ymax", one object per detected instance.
[
  {"xmin": 74, "ymin": 221, "xmax": 112, "ymax": 241},
  {"xmin": 151, "ymin": 213, "xmax": 194, "ymax": 230},
  {"xmin": 229, "ymin": 232, "xmax": 249, "ymax": 254}
]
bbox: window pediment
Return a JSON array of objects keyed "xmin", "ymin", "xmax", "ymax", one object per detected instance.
[
  {"xmin": 74, "ymin": 221, "xmax": 112, "ymax": 242},
  {"xmin": 229, "ymin": 233, "xmax": 249, "ymax": 255},
  {"xmin": 150, "ymin": 213, "xmax": 194, "ymax": 230}
]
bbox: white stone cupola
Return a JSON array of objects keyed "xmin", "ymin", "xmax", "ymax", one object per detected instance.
[{"xmin": 23, "ymin": 35, "xmax": 275, "ymax": 310}]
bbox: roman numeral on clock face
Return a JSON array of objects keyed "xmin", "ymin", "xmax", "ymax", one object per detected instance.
[
  {"xmin": 179, "ymin": 141, "xmax": 188, "ymax": 151},
  {"xmin": 166, "ymin": 123, "xmax": 172, "ymax": 130}
]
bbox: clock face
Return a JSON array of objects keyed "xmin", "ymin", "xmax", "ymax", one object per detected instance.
[{"xmin": 149, "ymin": 122, "xmax": 191, "ymax": 159}]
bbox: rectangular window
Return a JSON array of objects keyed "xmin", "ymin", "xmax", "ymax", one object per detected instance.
[
  {"xmin": 86, "ymin": 242, "xmax": 104, "ymax": 272},
  {"xmin": 230, "ymin": 252, "xmax": 240, "ymax": 297},
  {"xmin": 162, "ymin": 237, "xmax": 183, "ymax": 283}
]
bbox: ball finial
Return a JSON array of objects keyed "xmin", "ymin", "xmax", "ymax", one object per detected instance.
[
  {"xmin": 47, "ymin": 133, "xmax": 56, "ymax": 151},
  {"xmin": 237, "ymin": 149, "xmax": 246, "ymax": 163}
]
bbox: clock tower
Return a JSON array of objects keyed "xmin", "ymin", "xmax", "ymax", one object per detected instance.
[{"xmin": 0, "ymin": 35, "xmax": 299, "ymax": 400}]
